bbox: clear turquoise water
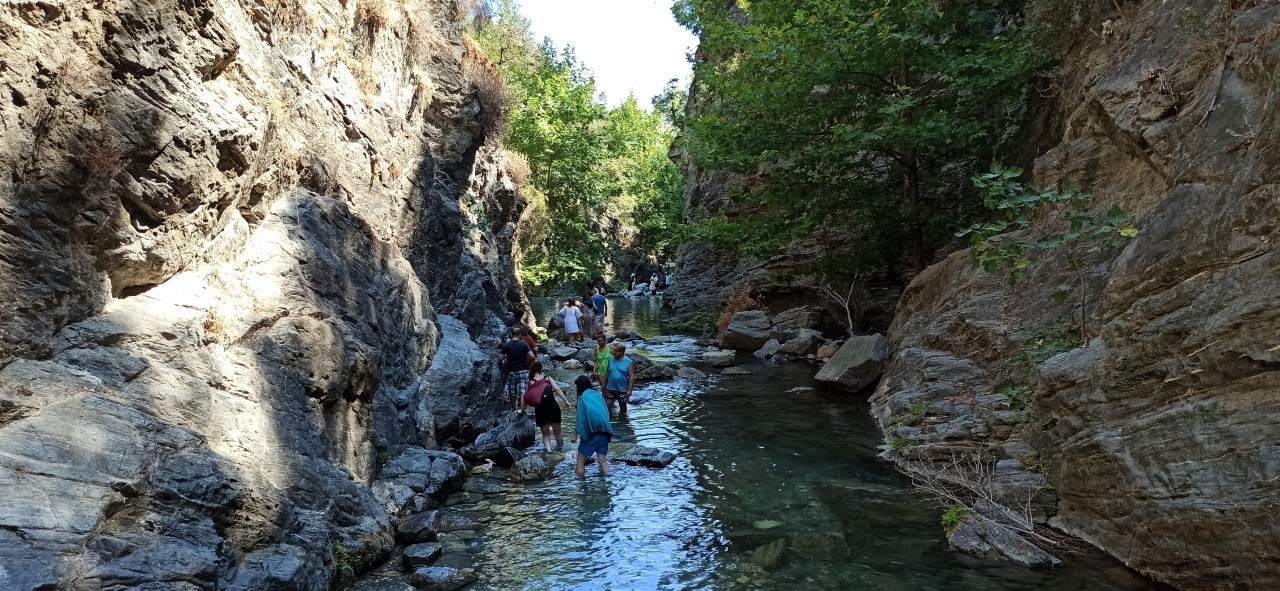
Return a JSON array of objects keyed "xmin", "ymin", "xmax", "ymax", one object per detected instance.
[{"xmin": 431, "ymin": 298, "xmax": 1160, "ymax": 590}]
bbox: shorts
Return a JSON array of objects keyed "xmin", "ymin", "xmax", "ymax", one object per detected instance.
[
  {"xmin": 606, "ymin": 389, "xmax": 628, "ymax": 403},
  {"xmin": 505, "ymin": 370, "xmax": 529, "ymax": 400},
  {"xmin": 577, "ymin": 431, "xmax": 611, "ymax": 458}
]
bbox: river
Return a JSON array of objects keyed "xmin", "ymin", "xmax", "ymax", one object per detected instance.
[{"xmin": 413, "ymin": 297, "xmax": 1157, "ymax": 590}]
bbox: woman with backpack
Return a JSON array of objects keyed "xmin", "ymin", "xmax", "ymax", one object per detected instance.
[{"xmin": 520, "ymin": 361, "xmax": 572, "ymax": 452}]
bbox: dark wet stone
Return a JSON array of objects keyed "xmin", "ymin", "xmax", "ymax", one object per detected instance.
[
  {"xmin": 402, "ymin": 543, "xmax": 443, "ymax": 569},
  {"xmin": 408, "ymin": 566, "xmax": 478, "ymax": 591}
]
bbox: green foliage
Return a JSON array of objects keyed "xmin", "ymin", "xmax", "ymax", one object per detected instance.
[
  {"xmin": 1023, "ymin": 453, "xmax": 1044, "ymax": 475},
  {"xmin": 332, "ymin": 542, "xmax": 355, "ymax": 582},
  {"xmin": 891, "ymin": 435, "xmax": 917, "ymax": 450},
  {"xmin": 959, "ymin": 164, "xmax": 1137, "ymax": 342},
  {"xmin": 671, "ymin": 310, "xmax": 718, "ymax": 338},
  {"xmin": 674, "ymin": 0, "xmax": 1047, "ymax": 273},
  {"xmin": 941, "ymin": 504, "xmax": 973, "ymax": 530},
  {"xmin": 892, "ymin": 400, "xmax": 929, "ymax": 427},
  {"xmin": 468, "ymin": 4, "xmax": 687, "ymax": 294}
]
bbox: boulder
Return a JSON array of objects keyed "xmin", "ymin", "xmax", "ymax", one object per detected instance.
[
  {"xmin": 719, "ymin": 310, "xmax": 780, "ymax": 350},
  {"xmin": 946, "ymin": 512, "xmax": 1060, "ymax": 567},
  {"xmin": 402, "ymin": 543, "xmax": 443, "ymax": 569},
  {"xmin": 721, "ymin": 367, "xmax": 752, "ymax": 375},
  {"xmin": 409, "ymin": 566, "xmax": 479, "ymax": 591},
  {"xmin": 703, "ymin": 350, "xmax": 736, "ymax": 367},
  {"xmin": 773, "ymin": 305, "xmax": 840, "ymax": 334},
  {"xmin": 816, "ymin": 342, "xmax": 842, "ymax": 359},
  {"xmin": 459, "ymin": 414, "xmax": 536, "ymax": 464},
  {"xmin": 677, "ymin": 367, "xmax": 707, "ymax": 379},
  {"xmin": 753, "ymin": 339, "xmax": 782, "ymax": 359},
  {"xmin": 615, "ymin": 327, "xmax": 645, "ymax": 341},
  {"xmin": 509, "ymin": 455, "xmax": 555, "ymax": 482},
  {"xmin": 612, "ymin": 444, "xmax": 677, "ymax": 468},
  {"xmin": 562, "ymin": 359, "xmax": 583, "ymax": 370},
  {"xmin": 813, "ymin": 334, "xmax": 888, "ymax": 392},
  {"xmin": 647, "ymin": 335, "xmax": 673, "ymax": 344},
  {"xmin": 372, "ymin": 448, "xmax": 468, "ymax": 517},
  {"xmin": 779, "ymin": 329, "xmax": 824, "ymax": 356},
  {"xmin": 550, "ymin": 347, "xmax": 576, "ymax": 360},
  {"xmin": 395, "ymin": 510, "xmax": 480, "ymax": 544}
]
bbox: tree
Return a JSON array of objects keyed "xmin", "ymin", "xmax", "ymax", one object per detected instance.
[{"xmin": 674, "ymin": 0, "xmax": 1045, "ymax": 274}]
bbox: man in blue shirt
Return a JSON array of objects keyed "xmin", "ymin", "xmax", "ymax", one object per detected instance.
[{"xmin": 590, "ymin": 288, "xmax": 607, "ymax": 336}]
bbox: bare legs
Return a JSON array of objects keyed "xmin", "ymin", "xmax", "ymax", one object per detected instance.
[
  {"xmin": 539, "ymin": 424, "xmax": 552, "ymax": 452},
  {"xmin": 575, "ymin": 452, "xmax": 610, "ymax": 476},
  {"xmin": 551, "ymin": 423, "xmax": 564, "ymax": 450}
]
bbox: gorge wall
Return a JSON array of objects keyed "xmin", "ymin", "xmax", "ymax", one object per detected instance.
[
  {"xmin": 870, "ymin": 1, "xmax": 1280, "ymax": 589},
  {"xmin": 0, "ymin": 0, "xmax": 529, "ymax": 587}
]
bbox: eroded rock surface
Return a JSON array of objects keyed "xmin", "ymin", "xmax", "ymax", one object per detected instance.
[{"xmin": 0, "ymin": 0, "xmax": 529, "ymax": 588}]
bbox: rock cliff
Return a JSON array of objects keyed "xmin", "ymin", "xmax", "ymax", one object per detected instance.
[
  {"xmin": 0, "ymin": 0, "xmax": 528, "ymax": 588},
  {"xmin": 872, "ymin": 2, "xmax": 1280, "ymax": 588}
]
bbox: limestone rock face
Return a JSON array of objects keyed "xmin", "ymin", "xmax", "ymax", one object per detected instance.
[
  {"xmin": 0, "ymin": 0, "xmax": 529, "ymax": 588},
  {"xmin": 871, "ymin": 3, "xmax": 1280, "ymax": 587}
]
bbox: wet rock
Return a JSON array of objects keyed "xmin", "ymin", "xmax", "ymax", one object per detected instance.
[
  {"xmin": 509, "ymin": 455, "xmax": 554, "ymax": 482},
  {"xmin": 463, "ymin": 479, "xmax": 503, "ymax": 494},
  {"xmin": 647, "ymin": 335, "xmax": 673, "ymax": 344},
  {"xmin": 947, "ymin": 512, "xmax": 1060, "ymax": 567},
  {"xmin": 816, "ymin": 342, "xmax": 842, "ymax": 358},
  {"xmin": 814, "ymin": 334, "xmax": 888, "ymax": 392},
  {"xmin": 747, "ymin": 538, "xmax": 787, "ymax": 569},
  {"xmin": 753, "ymin": 339, "xmax": 782, "ymax": 359},
  {"xmin": 720, "ymin": 311, "xmax": 781, "ymax": 351},
  {"xmin": 562, "ymin": 359, "xmax": 583, "ymax": 370},
  {"xmin": 791, "ymin": 532, "xmax": 851, "ymax": 562},
  {"xmin": 460, "ymin": 414, "xmax": 536, "ymax": 464},
  {"xmin": 408, "ymin": 566, "xmax": 478, "ymax": 591},
  {"xmin": 615, "ymin": 327, "xmax": 645, "ymax": 341},
  {"xmin": 402, "ymin": 543, "xmax": 443, "ymax": 569},
  {"xmin": 779, "ymin": 329, "xmax": 824, "ymax": 356},
  {"xmin": 397, "ymin": 509, "xmax": 481, "ymax": 544},
  {"xmin": 721, "ymin": 367, "xmax": 752, "ymax": 375},
  {"xmin": 677, "ymin": 367, "xmax": 707, "ymax": 379},
  {"xmin": 785, "ymin": 386, "xmax": 814, "ymax": 394},
  {"xmin": 611, "ymin": 444, "xmax": 677, "ymax": 468},
  {"xmin": 550, "ymin": 347, "xmax": 577, "ymax": 360},
  {"xmin": 373, "ymin": 448, "xmax": 468, "ymax": 517},
  {"xmin": 493, "ymin": 447, "xmax": 525, "ymax": 469},
  {"xmin": 703, "ymin": 350, "xmax": 736, "ymax": 367}
]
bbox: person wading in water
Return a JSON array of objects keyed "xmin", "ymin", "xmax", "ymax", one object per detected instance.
[
  {"xmin": 520, "ymin": 361, "xmax": 572, "ymax": 452},
  {"xmin": 573, "ymin": 375, "xmax": 612, "ymax": 476},
  {"xmin": 604, "ymin": 342, "xmax": 634, "ymax": 418},
  {"xmin": 498, "ymin": 330, "xmax": 534, "ymax": 411}
]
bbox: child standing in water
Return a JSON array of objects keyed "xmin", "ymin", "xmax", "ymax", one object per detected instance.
[{"xmin": 573, "ymin": 375, "xmax": 612, "ymax": 476}]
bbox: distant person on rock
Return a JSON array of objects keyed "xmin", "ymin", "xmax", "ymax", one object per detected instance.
[
  {"xmin": 520, "ymin": 361, "xmax": 572, "ymax": 452},
  {"xmin": 560, "ymin": 299, "xmax": 583, "ymax": 342},
  {"xmin": 594, "ymin": 334, "xmax": 611, "ymax": 388},
  {"xmin": 498, "ymin": 330, "xmax": 535, "ymax": 411},
  {"xmin": 591, "ymin": 288, "xmax": 608, "ymax": 334},
  {"xmin": 650, "ymin": 273, "xmax": 660, "ymax": 293},
  {"xmin": 605, "ymin": 342, "xmax": 635, "ymax": 418},
  {"xmin": 629, "ymin": 273, "xmax": 637, "ymax": 291},
  {"xmin": 573, "ymin": 375, "xmax": 612, "ymax": 476}
]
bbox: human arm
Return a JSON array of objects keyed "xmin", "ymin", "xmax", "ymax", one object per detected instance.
[{"xmin": 627, "ymin": 362, "xmax": 635, "ymax": 396}]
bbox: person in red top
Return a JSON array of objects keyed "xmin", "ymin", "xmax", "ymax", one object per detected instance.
[{"xmin": 519, "ymin": 327, "xmax": 538, "ymax": 354}]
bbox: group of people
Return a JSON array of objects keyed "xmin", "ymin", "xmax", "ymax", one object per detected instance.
[
  {"xmin": 557, "ymin": 287, "xmax": 608, "ymax": 342},
  {"xmin": 628, "ymin": 271, "xmax": 672, "ymax": 295},
  {"xmin": 497, "ymin": 319, "xmax": 637, "ymax": 476}
]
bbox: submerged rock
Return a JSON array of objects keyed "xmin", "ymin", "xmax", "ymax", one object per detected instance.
[
  {"xmin": 721, "ymin": 367, "xmax": 752, "ymax": 375},
  {"xmin": 509, "ymin": 455, "xmax": 555, "ymax": 481},
  {"xmin": 814, "ymin": 334, "xmax": 888, "ymax": 391},
  {"xmin": 677, "ymin": 366, "xmax": 707, "ymax": 379},
  {"xmin": 402, "ymin": 543, "xmax": 444, "ymax": 569},
  {"xmin": 611, "ymin": 444, "xmax": 677, "ymax": 468},
  {"xmin": 703, "ymin": 349, "xmax": 736, "ymax": 367},
  {"xmin": 747, "ymin": 538, "xmax": 788, "ymax": 569},
  {"xmin": 408, "ymin": 566, "xmax": 478, "ymax": 591}
]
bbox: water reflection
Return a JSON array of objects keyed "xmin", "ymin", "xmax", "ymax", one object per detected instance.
[{"xmin": 456, "ymin": 300, "xmax": 1161, "ymax": 590}]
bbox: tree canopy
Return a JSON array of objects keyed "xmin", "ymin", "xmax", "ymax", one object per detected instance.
[{"xmin": 673, "ymin": 0, "xmax": 1045, "ymax": 277}]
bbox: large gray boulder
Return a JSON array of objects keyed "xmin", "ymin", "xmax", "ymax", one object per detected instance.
[
  {"xmin": 753, "ymin": 338, "xmax": 782, "ymax": 359},
  {"xmin": 779, "ymin": 329, "xmax": 825, "ymax": 356},
  {"xmin": 703, "ymin": 349, "xmax": 736, "ymax": 367},
  {"xmin": 372, "ymin": 448, "xmax": 468, "ymax": 516},
  {"xmin": 509, "ymin": 455, "xmax": 555, "ymax": 481},
  {"xmin": 719, "ymin": 310, "xmax": 781, "ymax": 350},
  {"xmin": 947, "ymin": 512, "xmax": 1060, "ymax": 567},
  {"xmin": 814, "ymin": 334, "xmax": 889, "ymax": 391}
]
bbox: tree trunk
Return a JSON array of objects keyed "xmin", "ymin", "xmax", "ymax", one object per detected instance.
[{"xmin": 905, "ymin": 153, "xmax": 926, "ymax": 275}]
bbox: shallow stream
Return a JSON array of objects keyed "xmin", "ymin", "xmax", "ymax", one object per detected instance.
[{"xmin": 369, "ymin": 297, "xmax": 1161, "ymax": 590}]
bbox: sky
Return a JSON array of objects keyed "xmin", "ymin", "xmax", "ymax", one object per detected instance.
[{"xmin": 517, "ymin": 0, "xmax": 697, "ymax": 108}]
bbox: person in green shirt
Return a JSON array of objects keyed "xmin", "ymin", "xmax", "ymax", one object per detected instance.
[{"xmin": 593, "ymin": 334, "xmax": 611, "ymax": 388}]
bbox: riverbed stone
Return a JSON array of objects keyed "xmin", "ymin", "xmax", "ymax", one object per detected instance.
[
  {"xmin": 463, "ymin": 479, "xmax": 503, "ymax": 494},
  {"xmin": 550, "ymin": 347, "xmax": 577, "ymax": 360},
  {"xmin": 509, "ymin": 455, "xmax": 555, "ymax": 481},
  {"xmin": 753, "ymin": 339, "xmax": 782, "ymax": 359},
  {"xmin": 747, "ymin": 538, "xmax": 788, "ymax": 569},
  {"xmin": 947, "ymin": 512, "xmax": 1060, "ymax": 567},
  {"xmin": 402, "ymin": 543, "xmax": 444, "ymax": 569},
  {"xmin": 408, "ymin": 566, "xmax": 478, "ymax": 591},
  {"xmin": 677, "ymin": 366, "xmax": 707, "ymax": 379},
  {"xmin": 611, "ymin": 444, "xmax": 677, "ymax": 468},
  {"xmin": 779, "ymin": 329, "xmax": 825, "ymax": 356},
  {"xmin": 562, "ymin": 359, "xmax": 583, "ymax": 370},
  {"xmin": 721, "ymin": 367, "xmax": 752, "ymax": 375},
  {"xmin": 816, "ymin": 342, "xmax": 842, "ymax": 358},
  {"xmin": 703, "ymin": 350, "xmax": 736, "ymax": 367},
  {"xmin": 814, "ymin": 334, "xmax": 889, "ymax": 392}
]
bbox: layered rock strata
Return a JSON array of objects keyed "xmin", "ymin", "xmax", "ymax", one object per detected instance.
[
  {"xmin": 0, "ymin": 0, "xmax": 528, "ymax": 588},
  {"xmin": 871, "ymin": 2, "xmax": 1280, "ymax": 588}
]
